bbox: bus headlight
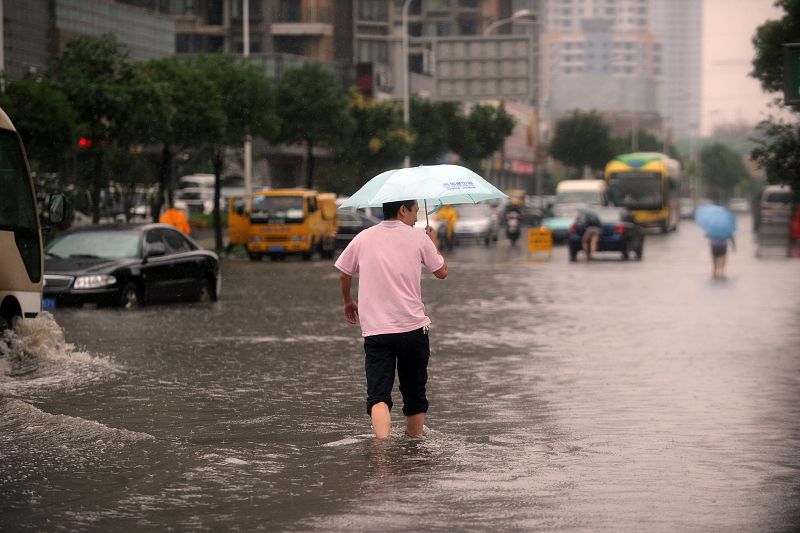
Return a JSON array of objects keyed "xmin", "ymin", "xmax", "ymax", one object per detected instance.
[{"xmin": 73, "ymin": 275, "xmax": 117, "ymax": 289}]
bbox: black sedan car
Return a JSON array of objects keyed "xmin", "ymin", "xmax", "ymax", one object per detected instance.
[
  {"xmin": 335, "ymin": 209, "xmax": 380, "ymax": 249},
  {"xmin": 568, "ymin": 207, "xmax": 644, "ymax": 262},
  {"xmin": 43, "ymin": 224, "xmax": 220, "ymax": 309}
]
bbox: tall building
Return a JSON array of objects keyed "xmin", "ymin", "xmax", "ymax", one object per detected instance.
[
  {"xmin": 1, "ymin": 0, "xmax": 175, "ymax": 78},
  {"xmin": 539, "ymin": 0, "xmax": 701, "ymax": 144},
  {"xmin": 652, "ymin": 0, "xmax": 702, "ymax": 140}
]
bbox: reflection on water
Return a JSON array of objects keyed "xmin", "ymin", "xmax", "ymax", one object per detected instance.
[{"xmin": 1, "ymin": 220, "xmax": 799, "ymax": 531}]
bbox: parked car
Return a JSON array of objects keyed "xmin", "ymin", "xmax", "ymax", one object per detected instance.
[
  {"xmin": 679, "ymin": 197, "xmax": 695, "ymax": 219},
  {"xmin": 568, "ymin": 207, "xmax": 644, "ymax": 261},
  {"xmin": 727, "ymin": 197, "xmax": 750, "ymax": 213},
  {"xmin": 173, "ymin": 187, "xmax": 216, "ymax": 215},
  {"xmin": 335, "ymin": 209, "xmax": 380, "ymax": 249},
  {"xmin": 43, "ymin": 224, "xmax": 220, "ymax": 309},
  {"xmin": 453, "ymin": 203, "xmax": 499, "ymax": 246}
]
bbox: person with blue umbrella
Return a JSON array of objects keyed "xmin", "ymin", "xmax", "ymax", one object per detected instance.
[{"xmin": 695, "ymin": 204, "xmax": 737, "ymax": 279}]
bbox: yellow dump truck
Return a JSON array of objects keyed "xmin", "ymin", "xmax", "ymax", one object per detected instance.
[{"xmin": 228, "ymin": 189, "xmax": 338, "ymax": 261}]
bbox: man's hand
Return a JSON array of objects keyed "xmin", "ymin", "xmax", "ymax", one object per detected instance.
[
  {"xmin": 343, "ymin": 300, "xmax": 359, "ymax": 324},
  {"xmin": 425, "ymin": 225, "xmax": 440, "ymax": 249}
]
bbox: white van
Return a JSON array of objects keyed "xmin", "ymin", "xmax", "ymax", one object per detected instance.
[
  {"xmin": 178, "ymin": 174, "xmax": 215, "ymax": 189},
  {"xmin": 554, "ymin": 179, "xmax": 609, "ymax": 206}
]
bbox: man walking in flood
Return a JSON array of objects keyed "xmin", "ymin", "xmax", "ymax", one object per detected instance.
[{"xmin": 335, "ymin": 199, "xmax": 448, "ymax": 439}]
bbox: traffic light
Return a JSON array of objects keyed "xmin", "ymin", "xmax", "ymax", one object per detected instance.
[{"xmin": 782, "ymin": 44, "xmax": 800, "ymax": 105}]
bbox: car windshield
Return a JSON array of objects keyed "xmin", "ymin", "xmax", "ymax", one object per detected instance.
[
  {"xmin": 763, "ymin": 191, "xmax": 793, "ymax": 204},
  {"xmin": 177, "ymin": 189, "xmax": 212, "ymax": 201},
  {"xmin": 251, "ymin": 196, "xmax": 304, "ymax": 223},
  {"xmin": 46, "ymin": 230, "xmax": 141, "ymax": 260},
  {"xmin": 607, "ymin": 172, "xmax": 663, "ymax": 209},
  {"xmin": 457, "ymin": 204, "xmax": 491, "ymax": 219},
  {"xmin": 556, "ymin": 190, "xmax": 603, "ymax": 205}
]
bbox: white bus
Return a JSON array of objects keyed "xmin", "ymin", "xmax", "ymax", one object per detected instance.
[{"xmin": 0, "ymin": 107, "xmax": 62, "ymax": 331}]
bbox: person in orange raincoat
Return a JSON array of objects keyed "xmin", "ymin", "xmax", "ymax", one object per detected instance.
[{"xmin": 160, "ymin": 207, "xmax": 191, "ymax": 235}]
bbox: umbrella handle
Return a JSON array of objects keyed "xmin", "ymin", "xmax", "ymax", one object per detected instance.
[{"xmin": 424, "ymin": 199, "xmax": 429, "ymax": 229}]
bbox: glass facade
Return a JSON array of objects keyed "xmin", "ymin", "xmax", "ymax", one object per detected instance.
[{"xmin": 55, "ymin": 0, "xmax": 175, "ymax": 61}]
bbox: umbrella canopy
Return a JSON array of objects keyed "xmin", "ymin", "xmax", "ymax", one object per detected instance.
[
  {"xmin": 695, "ymin": 204, "xmax": 736, "ymax": 239},
  {"xmin": 338, "ymin": 164, "xmax": 508, "ymax": 211}
]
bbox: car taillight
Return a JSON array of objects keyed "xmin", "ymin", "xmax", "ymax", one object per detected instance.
[
  {"xmin": 569, "ymin": 223, "xmax": 577, "ymax": 233},
  {"xmin": 615, "ymin": 224, "xmax": 626, "ymax": 234}
]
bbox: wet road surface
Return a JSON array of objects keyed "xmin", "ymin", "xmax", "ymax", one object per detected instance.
[{"xmin": 2, "ymin": 216, "xmax": 799, "ymax": 531}]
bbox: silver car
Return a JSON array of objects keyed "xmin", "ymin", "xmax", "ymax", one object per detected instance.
[{"xmin": 454, "ymin": 204, "xmax": 499, "ymax": 246}]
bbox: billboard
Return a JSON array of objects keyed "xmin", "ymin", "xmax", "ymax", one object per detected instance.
[{"xmin": 433, "ymin": 35, "xmax": 535, "ymax": 103}]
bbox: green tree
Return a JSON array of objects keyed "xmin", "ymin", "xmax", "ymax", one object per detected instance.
[
  {"xmin": 752, "ymin": 121, "xmax": 800, "ymax": 199},
  {"xmin": 323, "ymin": 89, "xmax": 410, "ymax": 195},
  {"xmin": 450, "ymin": 103, "xmax": 516, "ymax": 172},
  {"xmin": 49, "ymin": 34, "xmax": 163, "ymax": 223},
  {"xmin": 137, "ymin": 58, "xmax": 225, "ymax": 220},
  {"xmin": 751, "ymin": 0, "xmax": 800, "ymax": 94},
  {"xmin": 275, "ymin": 62, "xmax": 348, "ymax": 190},
  {"xmin": 195, "ymin": 54, "xmax": 279, "ymax": 250},
  {"xmin": 409, "ymin": 97, "xmax": 460, "ymax": 165},
  {"xmin": 549, "ymin": 110, "xmax": 616, "ymax": 175},
  {"xmin": 699, "ymin": 142, "xmax": 750, "ymax": 202},
  {"xmin": 750, "ymin": 0, "xmax": 800, "ymax": 194},
  {"xmin": 0, "ymin": 76, "xmax": 77, "ymax": 178}
]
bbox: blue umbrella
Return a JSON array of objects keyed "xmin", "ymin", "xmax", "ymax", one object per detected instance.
[
  {"xmin": 695, "ymin": 204, "xmax": 736, "ymax": 239},
  {"xmin": 339, "ymin": 164, "xmax": 507, "ymax": 224}
]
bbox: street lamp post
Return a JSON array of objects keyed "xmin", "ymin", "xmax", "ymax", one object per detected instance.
[{"xmin": 402, "ymin": 0, "xmax": 413, "ymax": 168}]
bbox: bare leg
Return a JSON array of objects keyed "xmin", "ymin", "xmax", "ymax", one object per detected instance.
[
  {"xmin": 371, "ymin": 402, "xmax": 391, "ymax": 439},
  {"xmin": 405, "ymin": 413, "xmax": 425, "ymax": 437},
  {"xmin": 719, "ymin": 254, "xmax": 727, "ymax": 278}
]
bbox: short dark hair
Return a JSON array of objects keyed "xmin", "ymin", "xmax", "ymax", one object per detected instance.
[{"xmin": 383, "ymin": 200, "xmax": 416, "ymax": 219}]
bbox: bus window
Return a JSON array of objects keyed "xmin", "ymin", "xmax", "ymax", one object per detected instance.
[{"xmin": 0, "ymin": 130, "xmax": 41, "ymax": 283}]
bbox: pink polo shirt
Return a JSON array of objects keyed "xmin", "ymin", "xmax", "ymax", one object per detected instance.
[{"xmin": 335, "ymin": 220, "xmax": 445, "ymax": 337}]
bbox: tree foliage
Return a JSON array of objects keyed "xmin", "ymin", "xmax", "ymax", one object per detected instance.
[
  {"xmin": 751, "ymin": 0, "xmax": 800, "ymax": 94},
  {"xmin": 138, "ymin": 57, "xmax": 225, "ymax": 219},
  {"xmin": 0, "ymin": 77, "xmax": 77, "ymax": 176},
  {"xmin": 49, "ymin": 34, "xmax": 141, "ymax": 222},
  {"xmin": 276, "ymin": 62, "xmax": 349, "ymax": 189},
  {"xmin": 750, "ymin": 0, "xmax": 800, "ymax": 195},
  {"xmin": 452, "ymin": 104, "xmax": 516, "ymax": 171},
  {"xmin": 194, "ymin": 53, "xmax": 280, "ymax": 251},
  {"xmin": 752, "ymin": 121, "xmax": 800, "ymax": 198},
  {"xmin": 700, "ymin": 142, "xmax": 751, "ymax": 202},
  {"xmin": 409, "ymin": 97, "xmax": 460, "ymax": 165},
  {"xmin": 323, "ymin": 89, "xmax": 410, "ymax": 195},
  {"xmin": 549, "ymin": 110, "xmax": 616, "ymax": 173}
]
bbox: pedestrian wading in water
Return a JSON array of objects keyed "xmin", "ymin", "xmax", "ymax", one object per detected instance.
[{"xmin": 335, "ymin": 199, "xmax": 448, "ymax": 439}]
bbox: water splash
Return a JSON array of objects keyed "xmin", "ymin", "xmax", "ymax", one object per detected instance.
[{"xmin": 0, "ymin": 312, "xmax": 119, "ymax": 395}]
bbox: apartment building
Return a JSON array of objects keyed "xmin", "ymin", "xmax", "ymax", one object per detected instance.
[{"xmin": 539, "ymin": 0, "xmax": 701, "ymax": 143}]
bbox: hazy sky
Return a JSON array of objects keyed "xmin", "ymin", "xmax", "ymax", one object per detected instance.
[{"xmin": 702, "ymin": 0, "xmax": 784, "ymax": 134}]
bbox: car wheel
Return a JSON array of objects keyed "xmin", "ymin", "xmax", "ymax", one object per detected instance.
[
  {"xmin": 118, "ymin": 283, "xmax": 141, "ymax": 310},
  {"xmin": 196, "ymin": 279, "xmax": 215, "ymax": 303}
]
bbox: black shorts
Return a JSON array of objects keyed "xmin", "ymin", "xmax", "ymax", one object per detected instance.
[
  {"xmin": 364, "ymin": 327, "xmax": 430, "ymax": 417},
  {"xmin": 711, "ymin": 240, "xmax": 727, "ymax": 257}
]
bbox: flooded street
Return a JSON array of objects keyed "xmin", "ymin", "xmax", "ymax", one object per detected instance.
[{"xmin": 2, "ymin": 216, "xmax": 799, "ymax": 531}]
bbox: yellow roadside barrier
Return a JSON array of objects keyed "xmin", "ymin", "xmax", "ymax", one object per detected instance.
[{"xmin": 527, "ymin": 227, "xmax": 552, "ymax": 259}]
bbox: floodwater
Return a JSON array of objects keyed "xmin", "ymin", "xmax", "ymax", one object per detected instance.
[{"xmin": 2, "ymin": 216, "xmax": 799, "ymax": 531}]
